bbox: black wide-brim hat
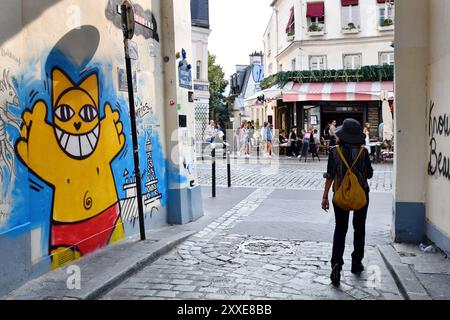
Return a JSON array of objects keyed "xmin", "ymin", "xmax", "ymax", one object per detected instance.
[{"xmin": 335, "ymin": 118, "xmax": 366, "ymax": 145}]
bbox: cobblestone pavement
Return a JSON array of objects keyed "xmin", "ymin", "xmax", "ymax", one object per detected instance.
[
  {"xmin": 103, "ymin": 188, "xmax": 402, "ymax": 300},
  {"xmin": 196, "ymin": 160, "xmax": 393, "ymax": 192}
]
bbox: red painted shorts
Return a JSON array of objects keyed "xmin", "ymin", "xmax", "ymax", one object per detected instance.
[{"xmin": 51, "ymin": 203, "xmax": 121, "ymax": 256}]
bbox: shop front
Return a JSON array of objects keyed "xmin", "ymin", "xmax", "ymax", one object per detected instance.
[{"xmin": 275, "ymin": 81, "xmax": 394, "ymax": 139}]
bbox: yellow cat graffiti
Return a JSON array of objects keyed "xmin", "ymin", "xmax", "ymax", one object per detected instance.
[{"xmin": 16, "ymin": 68, "xmax": 126, "ymax": 268}]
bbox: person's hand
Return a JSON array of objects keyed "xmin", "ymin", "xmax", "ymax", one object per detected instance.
[{"xmin": 322, "ymin": 198, "xmax": 330, "ymax": 212}]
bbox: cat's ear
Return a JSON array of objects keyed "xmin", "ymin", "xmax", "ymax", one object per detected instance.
[
  {"xmin": 52, "ymin": 68, "xmax": 74, "ymax": 107},
  {"xmin": 79, "ymin": 72, "xmax": 99, "ymax": 108}
]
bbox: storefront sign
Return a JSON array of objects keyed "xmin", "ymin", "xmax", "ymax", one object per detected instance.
[{"xmin": 178, "ymin": 49, "xmax": 192, "ymax": 90}]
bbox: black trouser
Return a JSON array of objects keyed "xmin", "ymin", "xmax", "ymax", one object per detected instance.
[
  {"xmin": 331, "ymin": 193, "xmax": 369, "ymax": 267},
  {"xmin": 288, "ymin": 141, "xmax": 298, "ymax": 156},
  {"xmin": 330, "ymin": 137, "xmax": 336, "ymax": 147}
]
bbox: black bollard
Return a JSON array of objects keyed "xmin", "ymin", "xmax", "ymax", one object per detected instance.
[
  {"xmin": 212, "ymin": 146, "xmax": 216, "ymax": 198},
  {"xmin": 227, "ymin": 147, "xmax": 231, "ymax": 188}
]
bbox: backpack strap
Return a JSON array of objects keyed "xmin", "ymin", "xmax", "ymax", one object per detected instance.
[{"xmin": 336, "ymin": 147, "xmax": 365, "ymax": 172}]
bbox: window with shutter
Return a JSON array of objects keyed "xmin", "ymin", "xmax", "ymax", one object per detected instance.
[
  {"xmin": 343, "ymin": 54, "xmax": 362, "ymax": 69},
  {"xmin": 309, "ymin": 56, "xmax": 327, "ymax": 71},
  {"xmin": 379, "ymin": 52, "xmax": 394, "ymax": 65}
]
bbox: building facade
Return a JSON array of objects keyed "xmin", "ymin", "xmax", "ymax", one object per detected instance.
[
  {"xmin": 395, "ymin": 0, "xmax": 450, "ymax": 255},
  {"xmin": 0, "ymin": 0, "xmax": 203, "ymax": 296},
  {"xmin": 228, "ymin": 52, "xmax": 265, "ymax": 131},
  {"xmin": 191, "ymin": 0, "xmax": 211, "ymax": 144},
  {"xmin": 261, "ymin": 0, "xmax": 395, "ymax": 137}
]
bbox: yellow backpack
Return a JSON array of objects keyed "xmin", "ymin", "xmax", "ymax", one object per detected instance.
[{"xmin": 333, "ymin": 147, "xmax": 367, "ymax": 211}]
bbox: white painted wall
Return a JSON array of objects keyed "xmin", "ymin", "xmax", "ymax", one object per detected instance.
[{"xmin": 426, "ymin": 0, "xmax": 450, "ymax": 238}]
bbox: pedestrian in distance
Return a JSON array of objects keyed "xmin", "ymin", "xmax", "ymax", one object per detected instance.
[
  {"xmin": 363, "ymin": 122, "xmax": 372, "ymax": 155},
  {"xmin": 217, "ymin": 122, "xmax": 228, "ymax": 158},
  {"xmin": 279, "ymin": 129, "xmax": 288, "ymax": 145},
  {"xmin": 298, "ymin": 129, "xmax": 309, "ymax": 161},
  {"xmin": 310, "ymin": 128, "xmax": 320, "ymax": 162},
  {"xmin": 262, "ymin": 122, "xmax": 273, "ymax": 158},
  {"xmin": 321, "ymin": 118, "xmax": 374, "ymax": 286},
  {"xmin": 237, "ymin": 120, "xmax": 246, "ymax": 156},
  {"xmin": 242, "ymin": 122, "xmax": 251, "ymax": 158},
  {"xmin": 287, "ymin": 127, "xmax": 299, "ymax": 158},
  {"xmin": 329, "ymin": 120, "xmax": 338, "ymax": 147},
  {"xmin": 205, "ymin": 120, "xmax": 217, "ymax": 144}
]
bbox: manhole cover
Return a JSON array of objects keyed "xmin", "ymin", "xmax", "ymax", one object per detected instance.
[{"xmin": 238, "ymin": 239, "xmax": 298, "ymax": 256}]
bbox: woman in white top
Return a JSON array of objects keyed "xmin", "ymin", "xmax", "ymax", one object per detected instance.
[{"xmin": 363, "ymin": 123, "xmax": 371, "ymax": 154}]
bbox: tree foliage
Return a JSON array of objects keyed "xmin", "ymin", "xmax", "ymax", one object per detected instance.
[{"xmin": 208, "ymin": 53, "xmax": 230, "ymax": 125}]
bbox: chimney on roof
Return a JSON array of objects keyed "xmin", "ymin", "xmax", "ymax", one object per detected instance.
[{"xmin": 249, "ymin": 51, "xmax": 263, "ymax": 65}]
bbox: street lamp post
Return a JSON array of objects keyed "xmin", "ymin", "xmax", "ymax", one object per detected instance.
[{"xmin": 120, "ymin": 1, "xmax": 146, "ymax": 241}]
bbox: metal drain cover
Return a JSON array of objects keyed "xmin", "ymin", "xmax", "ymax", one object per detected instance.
[{"xmin": 238, "ymin": 239, "xmax": 297, "ymax": 256}]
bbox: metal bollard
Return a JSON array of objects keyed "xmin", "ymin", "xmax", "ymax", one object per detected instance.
[
  {"xmin": 227, "ymin": 146, "xmax": 231, "ymax": 188},
  {"xmin": 212, "ymin": 145, "xmax": 216, "ymax": 198}
]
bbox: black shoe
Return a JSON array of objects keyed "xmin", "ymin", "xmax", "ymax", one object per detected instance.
[
  {"xmin": 351, "ymin": 261, "xmax": 364, "ymax": 274},
  {"xmin": 330, "ymin": 264, "xmax": 342, "ymax": 286}
]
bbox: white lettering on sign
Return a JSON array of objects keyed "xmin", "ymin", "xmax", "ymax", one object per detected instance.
[
  {"xmin": 134, "ymin": 14, "xmax": 154, "ymax": 30},
  {"xmin": 116, "ymin": 5, "xmax": 154, "ymax": 30}
]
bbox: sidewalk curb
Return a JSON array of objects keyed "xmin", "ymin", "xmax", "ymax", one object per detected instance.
[
  {"xmin": 84, "ymin": 230, "xmax": 196, "ymax": 300},
  {"xmin": 5, "ymin": 230, "xmax": 196, "ymax": 300},
  {"xmin": 378, "ymin": 244, "xmax": 432, "ymax": 300}
]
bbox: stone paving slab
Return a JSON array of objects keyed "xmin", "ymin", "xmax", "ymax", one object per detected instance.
[
  {"xmin": 197, "ymin": 162, "xmax": 393, "ymax": 192},
  {"xmin": 388, "ymin": 243, "xmax": 450, "ymax": 300},
  {"xmin": 4, "ymin": 230, "xmax": 196, "ymax": 300},
  {"xmin": 103, "ymin": 188, "xmax": 403, "ymax": 300},
  {"xmin": 231, "ymin": 189, "xmax": 393, "ymax": 246}
]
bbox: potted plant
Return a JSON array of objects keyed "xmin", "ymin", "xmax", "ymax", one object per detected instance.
[
  {"xmin": 287, "ymin": 26, "xmax": 295, "ymax": 41},
  {"xmin": 308, "ymin": 23, "xmax": 322, "ymax": 32},
  {"xmin": 347, "ymin": 22, "xmax": 356, "ymax": 30},
  {"xmin": 381, "ymin": 18, "xmax": 393, "ymax": 27}
]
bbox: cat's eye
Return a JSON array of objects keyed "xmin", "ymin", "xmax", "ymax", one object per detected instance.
[
  {"xmin": 54, "ymin": 104, "xmax": 75, "ymax": 122},
  {"xmin": 79, "ymin": 105, "xmax": 98, "ymax": 122}
]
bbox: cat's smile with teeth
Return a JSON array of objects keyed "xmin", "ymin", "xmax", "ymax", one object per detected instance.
[{"xmin": 54, "ymin": 125, "xmax": 99, "ymax": 158}]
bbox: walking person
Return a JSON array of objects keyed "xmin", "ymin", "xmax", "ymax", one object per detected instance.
[
  {"xmin": 363, "ymin": 123, "xmax": 372, "ymax": 155},
  {"xmin": 310, "ymin": 128, "xmax": 320, "ymax": 161},
  {"xmin": 329, "ymin": 120, "xmax": 338, "ymax": 147},
  {"xmin": 321, "ymin": 118, "xmax": 374, "ymax": 286},
  {"xmin": 217, "ymin": 122, "xmax": 228, "ymax": 158},
  {"xmin": 287, "ymin": 127, "xmax": 299, "ymax": 158},
  {"xmin": 261, "ymin": 123, "xmax": 267, "ymax": 157},
  {"xmin": 242, "ymin": 122, "xmax": 251, "ymax": 158},
  {"xmin": 262, "ymin": 122, "xmax": 273, "ymax": 158},
  {"xmin": 299, "ymin": 129, "xmax": 310, "ymax": 161},
  {"xmin": 324, "ymin": 122, "xmax": 331, "ymax": 155},
  {"xmin": 205, "ymin": 120, "xmax": 217, "ymax": 144},
  {"xmin": 237, "ymin": 120, "xmax": 246, "ymax": 156}
]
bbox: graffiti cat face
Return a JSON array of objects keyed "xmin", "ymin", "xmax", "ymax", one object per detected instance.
[{"xmin": 52, "ymin": 69, "xmax": 100, "ymax": 159}]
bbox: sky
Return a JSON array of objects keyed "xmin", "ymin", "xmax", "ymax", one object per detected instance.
[{"xmin": 209, "ymin": 0, "xmax": 273, "ymax": 81}]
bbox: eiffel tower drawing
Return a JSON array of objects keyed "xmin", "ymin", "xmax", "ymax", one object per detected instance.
[{"xmin": 144, "ymin": 132, "xmax": 162, "ymax": 206}]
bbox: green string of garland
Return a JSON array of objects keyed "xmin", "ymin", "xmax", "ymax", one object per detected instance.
[{"xmin": 261, "ymin": 65, "xmax": 394, "ymax": 90}]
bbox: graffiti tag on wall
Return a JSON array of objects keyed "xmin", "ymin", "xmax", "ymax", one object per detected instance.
[
  {"xmin": 428, "ymin": 101, "xmax": 450, "ymax": 180},
  {"xmin": 0, "ymin": 69, "xmax": 21, "ymax": 224}
]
